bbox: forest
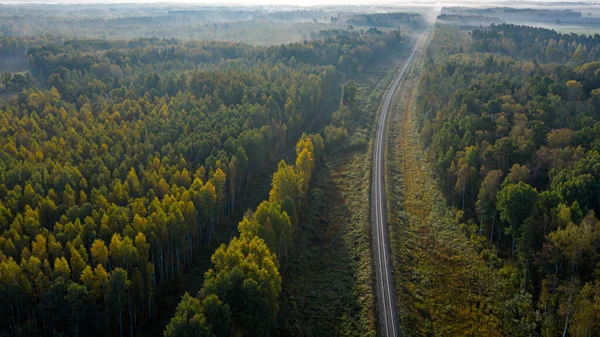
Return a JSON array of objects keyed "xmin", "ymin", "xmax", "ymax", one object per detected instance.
[
  {"xmin": 441, "ymin": 7, "xmax": 600, "ymax": 26},
  {"xmin": 0, "ymin": 5, "xmax": 412, "ymax": 334},
  {"xmin": 436, "ymin": 13, "xmax": 503, "ymax": 27},
  {"xmin": 347, "ymin": 13, "xmax": 425, "ymax": 29},
  {"xmin": 471, "ymin": 24, "xmax": 600, "ymax": 63},
  {"xmin": 415, "ymin": 23, "xmax": 600, "ymax": 335},
  {"xmin": 5, "ymin": 2, "xmax": 600, "ymax": 337}
]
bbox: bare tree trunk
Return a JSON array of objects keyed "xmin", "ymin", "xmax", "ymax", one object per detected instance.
[
  {"xmin": 9, "ymin": 305, "xmax": 15, "ymax": 336},
  {"xmin": 151, "ymin": 253, "xmax": 156, "ymax": 287},
  {"xmin": 74, "ymin": 314, "xmax": 79, "ymax": 337},
  {"xmin": 188, "ymin": 234, "xmax": 193, "ymax": 264},
  {"xmin": 171, "ymin": 251, "xmax": 175, "ymax": 281},
  {"xmin": 490, "ymin": 211, "xmax": 496, "ymax": 247},
  {"xmin": 161, "ymin": 251, "xmax": 165, "ymax": 282},
  {"xmin": 496, "ymin": 228, "xmax": 500, "ymax": 251},
  {"xmin": 461, "ymin": 181, "xmax": 465, "ymax": 210},
  {"xmin": 479, "ymin": 203, "xmax": 485, "ymax": 235},
  {"xmin": 105, "ymin": 297, "xmax": 110, "ymax": 332},
  {"xmin": 563, "ymin": 295, "xmax": 571, "ymax": 337},
  {"xmin": 471, "ymin": 181, "xmax": 475, "ymax": 211},
  {"xmin": 512, "ymin": 238, "xmax": 516, "ymax": 256},
  {"xmin": 563, "ymin": 264, "xmax": 577, "ymax": 337},
  {"xmin": 129, "ymin": 294, "xmax": 133, "ymax": 337},
  {"xmin": 553, "ymin": 260, "xmax": 560, "ymax": 295}
]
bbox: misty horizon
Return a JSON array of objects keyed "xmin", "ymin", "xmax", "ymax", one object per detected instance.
[{"xmin": 1, "ymin": 0, "xmax": 599, "ymax": 6}]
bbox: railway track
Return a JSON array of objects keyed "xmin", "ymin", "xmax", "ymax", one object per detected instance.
[{"xmin": 370, "ymin": 27, "xmax": 430, "ymax": 337}]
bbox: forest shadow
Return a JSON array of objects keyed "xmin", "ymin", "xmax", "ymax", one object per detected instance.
[{"xmin": 278, "ymin": 152, "xmax": 374, "ymax": 337}]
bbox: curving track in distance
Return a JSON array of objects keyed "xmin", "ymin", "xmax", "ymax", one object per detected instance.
[{"xmin": 371, "ymin": 27, "xmax": 430, "ymax": 337}]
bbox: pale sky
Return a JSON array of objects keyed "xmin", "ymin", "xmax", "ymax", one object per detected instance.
[{"xmin": 1, "ymin": 0, "xmax": 596, "ymax": 5}]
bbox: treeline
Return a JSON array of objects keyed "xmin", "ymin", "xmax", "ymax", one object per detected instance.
[
  {"xmin": 165, "ymin": 133, "xmax": 322, "ymax": 337},
  {"xmin": 443, "ymin": 7, "xmax": 590, "ymax": 24},
  {"xmin": 436, "ymin": 14, "xmax": 503, "ymax": 25},
  {"xmin": 347, "ymin": 12, "xmax": 425, "ymax": 29},
  {"xmin": 0, "ymin": 28, "xmax": 407, "ymax": 337},
  {"xmin": 416, "ymin": 24, "xmax": 600, "ymax": 335},
  {"xmin": 472, "ymin": 24, "xmax": 600, "ymax": 64},
  {"xmin": 27, "ymin": 27, "xmax": 403, "ymax": 93}
]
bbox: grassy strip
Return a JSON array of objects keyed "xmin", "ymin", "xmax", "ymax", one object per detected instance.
[
  {"xmin": 278, "ymin": 153, "xmax": 375, "ymax": 337},
  {"xmin": 385, "ymin": 33, "xmax": 505, "ymax": 336},
  {"xmin": 277, "ymin": 37, "xmax": 418, "ymax": 336}
]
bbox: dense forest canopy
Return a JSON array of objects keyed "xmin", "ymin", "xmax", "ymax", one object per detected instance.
[
  {"xmin": 417, "ymin": 23, "xmax": 600, "ymax": 336},
  {"xmin": 472, "ymin": 23, "xmax": 600, "ymax": 64},
  {"xmin": 0, "ymin": 10, "xmax": 411, "ymax": 335}
]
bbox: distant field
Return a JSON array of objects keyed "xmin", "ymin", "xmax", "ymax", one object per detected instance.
[
  {"xmin": 549, "ymin": 25, "xmax": 600, "ymax": 34},
  {"xmin": 533, "ymin": 23, "xmax": 600, "ymax": 35}
]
